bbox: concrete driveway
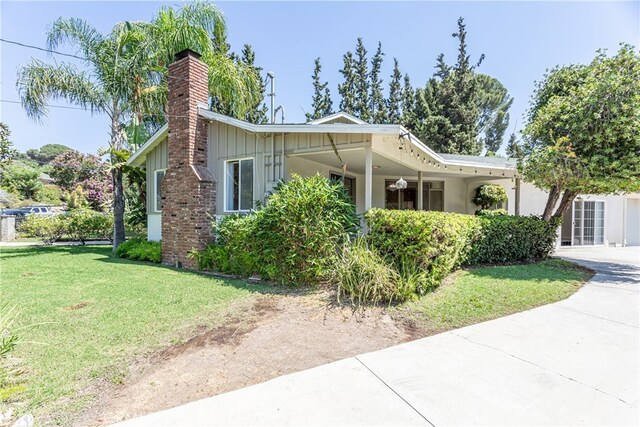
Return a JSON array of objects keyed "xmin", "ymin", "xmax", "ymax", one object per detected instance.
[{"xmin": 116, "ymin": 247, "xmax": 640, "ymax": 427}]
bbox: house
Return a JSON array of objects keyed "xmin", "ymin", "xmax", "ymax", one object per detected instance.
[{"xmin": 127, "ymin": 49, "xmax": 640, "ymax": 268}]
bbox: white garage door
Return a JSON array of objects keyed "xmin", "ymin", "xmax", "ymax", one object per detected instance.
[{"xmin": 627, "ymin": 199, "xmax": 640, "ymax": 246}]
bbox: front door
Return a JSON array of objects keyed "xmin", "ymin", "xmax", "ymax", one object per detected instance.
[{"xmin": 572, "ymin": 200, "xmax": 605, "ymax": 246}]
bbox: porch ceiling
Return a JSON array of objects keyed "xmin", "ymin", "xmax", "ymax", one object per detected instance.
[{"xmin": 294, "ymin": 149, "xmax": 515, "ymax": 179}]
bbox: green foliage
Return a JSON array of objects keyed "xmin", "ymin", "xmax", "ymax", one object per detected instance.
[
  {"xmin": 338, "ymin": 52, "xmax": 356, "ymax": 115},
  {"xmin": 476, "ymin": 74, "xmax": 513, "ymax": 154},
  {"xmin": 468, "ymin": 216, "xmax": 560, "ymax": 265},
  {"xmin": 365, "ymin": 209, "xmax": 482, "ymax": 294},
  {"xmin": 476, "ymin": 208, "xmax": 508, "ymax": 217},
  {"xmin": 370, "ymin": 42, "xmax": 387, "ymax": 124},
  {"xmin": 25, "ymin": 144, "xmax": 72, "ymax": 165},
  {"xmin": 34, "ymin": 184, "xmax": 64, "ymax": 205},
  {"xmin": 193, "ymin": 175, "xmax": 358, "ymax": 285},
  {"xmin": 66, "ymin": 185, "xmax": 89, "ymax": 210},
  {"xmin": 521, "ymin": 44, "xmax": 640, "ymax": 215},
  {"xmin": 387, "ymin": 59, "xmax": 403, "ymax": 124},
  {"xmin": 335, "ymin": 238, "xmax": 405, "ymax": 305},
  {"xmin": 20, "ymin": 214, "xmax": 67, "ymax": 244},
  {"xmin": 306, "ymin": 58, "xmax": 333, "ymax": 121},
  {"xmin": 506, "ymin": 133, "xmax": 522, "ymax": 158},
  {"xmin": 353, "ymin": 38, "xmax": 371, "ymax": 122},
  {"xmin": 0, "ymin": 304, "xmax": 18, "ymax": 359},
  {"xmin": 0, "ymin": 123, "xmax": 18, "ymax": 169},
  {"xmin": 472, "ymin": 184, "xmax": 508, "ymax": 210},
  {"xmin": 115, "ymin": 238, "xmax": 162, "ymax": 263},
  {"xmin": 65, "ymin": 209, "xmax": 113, "ymax": 243},
  {"xmin": 1, "ymin": 163, "xmax": 42, "ymax": 200}
]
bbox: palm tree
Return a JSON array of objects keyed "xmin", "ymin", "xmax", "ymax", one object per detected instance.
[{"xmin": 17, "ymin": 1, "xmax": 262, "ymax": 251}]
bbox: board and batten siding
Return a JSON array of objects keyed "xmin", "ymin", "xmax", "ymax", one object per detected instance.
[{"xmin": 145, "ymin": 137, "xmax": 167, "ymax": 241}]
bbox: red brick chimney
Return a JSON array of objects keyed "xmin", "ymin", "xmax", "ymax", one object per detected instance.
[{"xmin": 161, "ymin": 49, "xmax": 216, "ymax": 268}]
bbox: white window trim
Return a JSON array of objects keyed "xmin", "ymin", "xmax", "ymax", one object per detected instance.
[
  {"xmin": 153, "ymin": 169, "xmax": 166, "ymax": 213},
  {"xmin": 224, "ymin": 157, "xmax": 255, "ymax": 213}
]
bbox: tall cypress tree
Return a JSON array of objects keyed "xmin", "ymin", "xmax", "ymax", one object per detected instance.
[
  {"xmin": 240, "ymin": 44, "xmax": 268, "ymax": 124},
  {"xmin": 401, "ymin": 74, "xmax": 415, "ymax": 129},
  {"xmin": 307, "ymin": 58, "xmax": 332, "ymax": 121},
  {"xmin": 353, "ymin": 38, "xmax": 371, "ymax": 122},
  {"xmin": 387, "ymin": 58, "xmax": 402, "ymax": 124},
  {"xmin": 338, "ymin": 51, "xmax": 356, "ymax": 114},
  {"xmin": 370, "ymin": 42, "xmax": 387, "ymax": 124},
  {"xmin": 505, "ymin": 133, "xmax": 522, "ymax": 158},
  {"xmin": 476, "ymin": 74, "xmax": 513, "ymax": 155}
]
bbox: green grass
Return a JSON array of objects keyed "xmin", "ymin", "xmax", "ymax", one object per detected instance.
[
  {"xmin": 397, "ymin": 259, "xmax": 592, "ymax": 331},
  {"xmin": 0, "ymin": 245, "xmax": 268, "ymax": 423}
]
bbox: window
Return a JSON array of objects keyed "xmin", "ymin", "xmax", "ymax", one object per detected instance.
[
  {"xmin": 330, "ymin": 172, "xmax": 356, "ymax": 203},
  {"xmin": 226, "ymin": 159, "xmax": 254, "ymax": 211},
  {"xmin": 384, "ymin": 180, "xmax": 444, "ymax": 211},
  {"xmin": 154, "ymin": 169, "xmax": 165, "ymax": 212}
]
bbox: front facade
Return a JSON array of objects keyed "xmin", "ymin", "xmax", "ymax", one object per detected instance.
[{"xmin": 128, "ymin": 50, "xmax": 640, "ymax": 267}]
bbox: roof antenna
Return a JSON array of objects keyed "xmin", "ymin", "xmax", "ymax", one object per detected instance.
[{"xmin": 266, "ymin": 71, "xmax": 276, "ymax": 124}]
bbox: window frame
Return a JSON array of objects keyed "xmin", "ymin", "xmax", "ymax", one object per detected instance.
[
  {"xmin": 329, "ymin": 171, "xmax": 356, "ymax": 204},
  {"xmin": 224, "ymin": 157, "xmax": 255, "ymax": 213},
  {"xmin": 153, "ymin": 169, "xmax": 166, "ymax": 213}
]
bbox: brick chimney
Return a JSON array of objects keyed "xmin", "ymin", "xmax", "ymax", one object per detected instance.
[{"xmin": 161, "ymin": 49, "xmax": 216, "ymax": 268}]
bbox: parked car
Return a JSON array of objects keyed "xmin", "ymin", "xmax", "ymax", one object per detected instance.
[
  {"xmin": 0, "ymin": 208, "xmax": 29, "ymax": 216},
  {"xmin": 23, "ymin": 206, "xmax": 51, "ymax": 215}
]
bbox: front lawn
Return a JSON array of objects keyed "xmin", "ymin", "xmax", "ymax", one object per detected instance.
[
  {"xmin": 396, "ymin": 259, "xmax": 592, "ymax": 331},
  {"xmin": 0, "ymin": 247, "xmax": 591, "ymax": 425},
  {"xmin": 0, "ymin": 245, "xmax": 269, "ymax": 424}
]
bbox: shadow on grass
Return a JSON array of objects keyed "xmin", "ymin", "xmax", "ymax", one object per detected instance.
[
  {"xmin": 1, "ymin": 244, "xmax": 316, "ymax": 298},
  {"xmin": 462, "ymin": 259, "xmax": 595, "ymax": 285}
]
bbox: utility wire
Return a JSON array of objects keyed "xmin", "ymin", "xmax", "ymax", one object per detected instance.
[{"xmin": 0, "ymin": 38, "xmax": 88, "ymax": 61}]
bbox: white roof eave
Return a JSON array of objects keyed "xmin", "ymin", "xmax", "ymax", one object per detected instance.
[{"xmin": 127, "ymin": 124, "xmax": 168, "ymax": 167}]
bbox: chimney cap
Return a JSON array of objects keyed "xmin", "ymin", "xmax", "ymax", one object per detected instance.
[{"xmin": 174, "ymin": 49, "xmax": 202, "ymax": 62}]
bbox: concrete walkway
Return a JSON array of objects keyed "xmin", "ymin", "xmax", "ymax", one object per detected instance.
[{"xmin": 116, "ymin": 247, "xmax": 640, "ymax": 427}]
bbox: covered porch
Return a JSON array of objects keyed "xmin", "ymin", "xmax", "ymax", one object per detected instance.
[{"xmin": 286, "ymin": 133, "xmax": 521, "ymax": 216}]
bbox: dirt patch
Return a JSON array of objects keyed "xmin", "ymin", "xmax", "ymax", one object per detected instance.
[
  {"xmin": 63, "ymin": 302, "xmax": 91, "ymax": 311},
  {"xmin": 79, "ymin": 292, "xmax": 419, "ymax": 426}
]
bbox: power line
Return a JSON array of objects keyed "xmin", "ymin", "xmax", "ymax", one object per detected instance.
[
  {"xmin": 1, "ymin": 99, "xmax": 88, "ymax": 111},
  {"xmin": 0, "ymin": 38, "xmax": 88, "ymax": 61}
]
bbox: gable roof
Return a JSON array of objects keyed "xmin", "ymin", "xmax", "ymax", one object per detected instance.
[
  {"xmin": 127, "ymin": 106, "xmax": 516, "ymax": 172},
  {"xmin": 307, "ymin": 112, "xmax": 367, "ymax": 125}
]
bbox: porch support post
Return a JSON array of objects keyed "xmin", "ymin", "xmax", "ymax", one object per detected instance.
[
  {"xmin": 417, "ymin": 171, "xmax": 424, "ymax": 210},
  {"xmin": 365, "ymin": 145, "xmax": 372, "ymax": 212},
  {"xmin": 515, "ymin": 177, "xmax": 521, "ymax": 216}
]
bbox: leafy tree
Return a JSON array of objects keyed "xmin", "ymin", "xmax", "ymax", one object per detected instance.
[
  {"xmin": 521, "ymin": 44, "xmax": 640, "ymax": 221},
  {"xmin": 472, "ymin": 184, "xmax": 508, "ymax": 210},
  {"xmin": 26, "ymin": 143, "xmax": 72, "ymax": 165},
  {"xmin": 0, "ymin": 123, "xmax": 18, "ymax": 169},
  {"xmin": 370, "ymin": 42, "xmax": 387, "ymax": 124},
  {"xmin": 307, "ymin": 58, "xmax": 333, "ymax": 121},
  {"xmin": 353, "ymin": 38, "xmax": 371, "ymax": 122},
  {"xmin": 17, "ymin": 1, "xmax": 262, "ymax": 250},
  {"xmin": 50, "ymin": 150, "xmax": 112, "ymax": 210},
  {"xmin": 476, "ymin": 74, "xmax": 513, "ymax": 154},
  {"xmin": 1, "ymin": 164, "xmax": 42, "ymax": 199},
  {"xmin": 338, "ymin": 51, "xmax": 356, "ymax": 115},
  {"xmin": 505, "ymin": 133, "xmax": 521, "ymax": 158},
  {"xmin": 239, "ymin": 44, "xmax": 268, "ymax": 124},
  {"xmin": 387, "ymin": 59, "xmax": 403, "ymax": 124},
  {"xmin": 411, "ymin": 17, "xmax": 485, "ymax": 155},
  {"xmin": 401, "ymin": 74, "xmax": 415, "ymax": 128}
]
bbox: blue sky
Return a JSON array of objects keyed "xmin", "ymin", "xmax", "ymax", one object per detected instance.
[{"xmin": 1, "ymin": 1, "xmax": 638, "ymax": 155}]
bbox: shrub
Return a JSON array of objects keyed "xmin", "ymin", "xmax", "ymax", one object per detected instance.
[
  {"xmin": 34, "ymin": 184, "xmax": 63, "ymax": 205},
  {"xmin": 66, "ymin": 209, "xmax": 113, "ymax": 243},
  {"xmin": 365, "ymin": 209, "xmax": 482, "ymax": 294},
  {"xmin": 476, "ymin": 208, "xmax": 508, "ymax": 217},
  {"xmin": 192, "ymin": 174, "xmax": 359, "ymax": 285},
  {"xmin": 115, "ymin": 238, "xmax": 161, "ymax": 263},
  {"xmin": 472, "ymin": 184, "xmax": 508, "ymax": 211},
  {"xmin": 336, "ymin": 238, "xmax": 405, "ymax": 305},
  {"xmin": 20, "ymin": 214, "xmax": 66, "ymax": 244},
  {"xmin": 468, "ymin": 216, "xmax": 560, "ymax": 264}
]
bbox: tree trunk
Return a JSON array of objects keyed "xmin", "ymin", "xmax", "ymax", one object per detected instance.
[
  {"xmin": 112, "ymin": 167, "xmax": 126, "ymax": 251},
  {"xmin": 552, "ymin": 189, "xmax": 579, "ymax": 221},
  {"xmin": 110, "ymin": 110, "xmax": 127, "ymax": 252},
  {"xmin": 542, "ymin": 185, "xmax": 562, "ymax": 221}
]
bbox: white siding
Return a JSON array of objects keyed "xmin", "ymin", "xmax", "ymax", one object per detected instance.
[{"xmin": 147, "ymin": 214, "xmax": 162, "ymax": 241}]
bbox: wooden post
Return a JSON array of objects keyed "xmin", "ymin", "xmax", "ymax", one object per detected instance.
[
  {"xmin": 365, "ymin": 145, "xmax": 372, "ymax": 212},
  {"xmin": 515, "ymin": 177, "xmax": 521, "ymax": 216},
  {"xmin": 417, "ymin": 171, "xmax": 424, "ymax": 210}
]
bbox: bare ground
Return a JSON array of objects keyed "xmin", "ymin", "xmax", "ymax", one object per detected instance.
[{"xmin": 78, "ymin": 292, "xmax": 420, "ymax": 426}]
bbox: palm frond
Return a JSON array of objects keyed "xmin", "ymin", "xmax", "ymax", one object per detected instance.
[
  {"xmin": 16, "ymin": 59, "xmax": 107, "ymax": 120},
  {"xmin": 47, "ymin": 17, "xmax": 104, "ymax": 62}
]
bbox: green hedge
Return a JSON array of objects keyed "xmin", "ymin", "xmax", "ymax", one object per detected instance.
[
  {"xmin": 365, "ymin": 209, "xmax": 482, "ymax": 294},
  {"xmin": 20, "ymin": 209, "xmax": 113, "ymax": 244},
  {"xmin": 468, "ymin": 215, "xmax": 560, "ymax": 264},
  {"xmin": 115, "ymin": 238, "xmax": 161, "ymax": 263},
  {"xmin": 191, "ymin": 174, "xmax": 359, "ymax": 285}
]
